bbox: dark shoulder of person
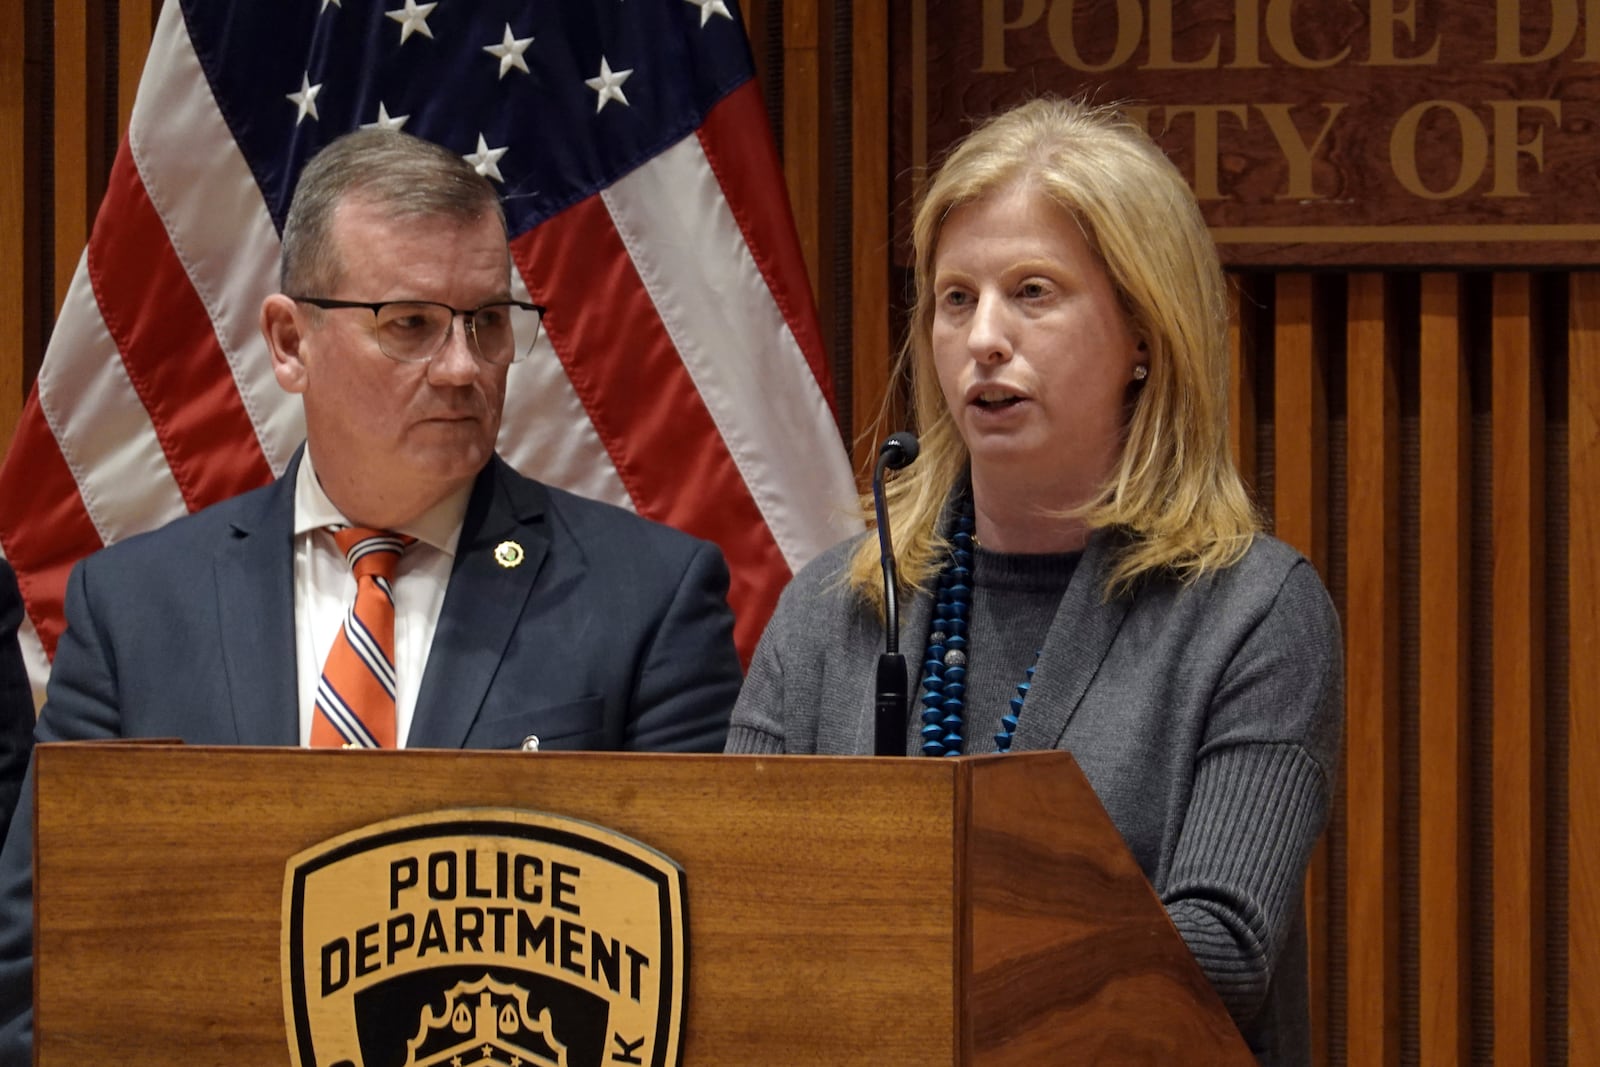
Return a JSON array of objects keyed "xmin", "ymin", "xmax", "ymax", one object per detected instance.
[{"xmin": 0, "ymin": 562, "xmax": 34, "ymax": 836}]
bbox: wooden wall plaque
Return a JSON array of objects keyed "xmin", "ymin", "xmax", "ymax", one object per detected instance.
[{"xmin": 892, "ymin": 0, "xmax": 1600, "ymax": 267}]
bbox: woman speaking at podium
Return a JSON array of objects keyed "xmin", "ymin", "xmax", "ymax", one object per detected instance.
[{"xmin": 726, "ymin": 98, "xmax": 1343, "ymax": 1065}]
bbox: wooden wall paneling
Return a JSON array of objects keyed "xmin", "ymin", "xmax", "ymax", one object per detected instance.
[
  {"xmin": 1270, "ymin": 272, "xmax": 1331, "ymax": 1064},
  {"xmin": 53, "ymin": 2, "xmax": 91, "ymax": 313},
  {"xmin": 1570, "ymin": 272, "xmax": 1600, "ymax": 1064},
  {"xmin": 1228, "ymin": 280, "xmax": 1257, "ymax": 487},
  {"xmin": 52, "ymin": 0, "xmax": 123, "ymax": 308},
  {"xmin": 0, "ymin": 6, "xmax": 21, "ymax": 450},
  {"xmin": 1272, "ymin": 275, "xmax": 1328, "ymax": 567},
  {"xmin": 1417, "ymin": 273, "xmax": 1471, "ymax": 1064},
  {"xmin": 782, "ymin": 0, "xmax": 823, "ymax": 305},
  {"xmin": 1346, "ymin": 272, "xmax": 1402, "ymax": 1067},
  {"xmin": 744, "ymin": 0, "xmax": 772, "ymax": 118},
  {"xmin": 849, "ymin": 0, "xmax": 889, "ymax": 476},
  {"xmin": 1491, "ymin": 273, "xmax": 1547, "ymax": 1067},
  {"xmin": 116, "ymin": 0, "xmax": 158, "ymax": 145},
  {"xmin": 0, "ymin": 2, "xmax": 38, "ymax": 457}
]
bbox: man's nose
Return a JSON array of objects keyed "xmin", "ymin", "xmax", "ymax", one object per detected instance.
[{"xmin": 428, "ymin": 314, "xmax": 480, "ymax": 383}]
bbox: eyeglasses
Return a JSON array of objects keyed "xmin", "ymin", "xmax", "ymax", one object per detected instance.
[{"xmin": 290, "ymin": 297, "xmax": 547, "ymax": 366}]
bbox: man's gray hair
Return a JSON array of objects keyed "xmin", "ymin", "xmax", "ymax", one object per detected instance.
[{"xmin": 279, "ymin": 128, "xmax": 506, "ymax": 295}]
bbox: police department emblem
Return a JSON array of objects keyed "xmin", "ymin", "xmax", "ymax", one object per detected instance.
[{"xmin": 282, "ymin": 810, "xmax": 686, "ymax": 1067}]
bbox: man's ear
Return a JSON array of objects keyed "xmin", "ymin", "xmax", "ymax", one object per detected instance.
[{"xmin": 261, "ymin": 294, "xmax": 310, "ymax": 395}]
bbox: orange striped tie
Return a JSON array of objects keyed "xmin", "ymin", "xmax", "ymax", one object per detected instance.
[{"xmin": 311, "ymin": 527, "xmax": 415, "ymax": 749}]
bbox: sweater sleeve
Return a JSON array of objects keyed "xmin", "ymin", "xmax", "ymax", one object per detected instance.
[
  {"xmin": 1161, "ymin": 742, "xmax": 1329, "ymax": 1022},
  {"xmin": 724, "ymin": 579, "xmax": 797, "ymax": 755},
  {"xmin": 1159, "ymin": 558, "xmax": 1342, "ymax": 1025},
  {"xmin": 725, "ymin": 538, "xmax": 871, "ymax": 756}
]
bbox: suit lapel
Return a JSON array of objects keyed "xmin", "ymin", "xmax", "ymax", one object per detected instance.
[
  {"xmin": 215, "ymin": 457, "xmax": 301, "ymax": 746},
  {"xmin": 1010, "ymin": 531, "xmax": 1132, "ymax": 752},
  {"xmin": 408, "ymin": 459, "xmax": 549, "ymax": 750}
]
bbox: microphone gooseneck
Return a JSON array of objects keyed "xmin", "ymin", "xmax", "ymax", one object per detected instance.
[{"xmin": 871, "ymin": 432, "xmax": 920, "ymax": 756}]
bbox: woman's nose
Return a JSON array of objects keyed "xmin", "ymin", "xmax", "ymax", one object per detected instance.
[{"xmin": 965, "ymin": 293, "xmax": 1012, "ymax": 364}]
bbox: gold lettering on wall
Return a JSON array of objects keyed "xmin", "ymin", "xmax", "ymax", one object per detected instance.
[
  {"xmin": 1047, "ymin": 0, "xmax": 1141, "ymax": 72},
  {"xmin": 1488, "ymin": 99, "xmax": 1561, "ymax": 196},
  {"xmin": 1365, "ymin": 0, "xmax": 1441, "ymax": 65},
  {"xmin": 1493, "ymin": 0, "xmax": 1579, "ymax": 62},
  {"xmin": 977, "ymin": 0, "xmax": 1047, "ymax": 73},
  {"xmin": 1144, "ymin": 0, "xmax": 1222, "ymax": 69},
  {"xmin": 1264, "ymin": 0, "xmax": 1350, "ymax": 68},
  {"xmin": 1164, "ymin": 104, "xmax": 1250, "ymax": 199},
  {"xmin": 1258, "ymin": 103, "xmax": 1347, "ymax": 199},
  {"xmin": 915, "ymin": 0, "xmax": 1600, "ymax": 266},
  {"xmin": 1391, "ymin": 101, "xmax": 1491, "ymax": 199},
  {"xmin": 1230, "ymin": 0, "xmax": 1266, "ymax": 68}
]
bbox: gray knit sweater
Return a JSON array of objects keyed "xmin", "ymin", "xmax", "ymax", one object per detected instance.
[{"xmin": 727, "ymin": 529, "xmax": 1343, "ymax": 1066}]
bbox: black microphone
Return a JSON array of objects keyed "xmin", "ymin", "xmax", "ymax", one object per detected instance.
[{"xmin": 871, "ymin": 431, "xmax": 920, "ymax": 756}]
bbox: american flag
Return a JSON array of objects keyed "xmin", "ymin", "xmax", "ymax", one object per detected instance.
[{"xmin": 0, "ymin": 0, "xmax": 860, "ymax": 686}]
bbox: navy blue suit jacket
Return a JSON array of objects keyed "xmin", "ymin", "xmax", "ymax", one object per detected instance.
[
  {"xmin": 0, "ymin": 451, "xmax": 741, "ymax": 1058},
  {"xmin": 0, "ymin": 564, "xmax": 32, "ymax": 839}
]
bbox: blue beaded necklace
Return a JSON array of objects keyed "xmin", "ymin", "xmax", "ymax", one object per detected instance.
[{"xmin": 918, "ymin": 503, "xmax": 1038, "ymax": 757}]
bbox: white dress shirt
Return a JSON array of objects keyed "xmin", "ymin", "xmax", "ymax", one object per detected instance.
[{"xmin": 290, "ymin": 451, "xmax": 472, "ymax": 747}]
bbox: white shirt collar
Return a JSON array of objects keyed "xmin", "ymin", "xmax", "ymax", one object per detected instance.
[{"xmin": 291, "ymin": 447, "xmax": 473, "ymax": 556}]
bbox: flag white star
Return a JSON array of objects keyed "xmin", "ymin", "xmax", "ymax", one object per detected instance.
[
  {"xmin": 321, "ymin": 0, "xmax": 341, "ymax": 10},
  {"xmin": 464, "ymin": 134, "xmax": 508, "ymax": 183},
  {"xmin": 484, "ymin": 24, "xmax": 534, "ymax": 79},
  {"xmin": 286, "ymin": 73, "xmax": 322, "ymax": 124},
  {"xmin": 685, "ymin": 0, "xmax": 732, "ymax": 27},
  {"xmin": 585, "ymin": 56, "xmax": 633, "ymax": 113},
  {"xmin": 361, "ymin": 103, "xmax": 409, "ymax": 131},
  {"xmin": 386, "ymin": 0, "xmax": 437, "ymax": 44}
]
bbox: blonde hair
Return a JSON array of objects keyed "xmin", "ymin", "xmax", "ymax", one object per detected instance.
[{"xmin": 849, "ymin": 97, "xmax": 1257, "ymax": 611}]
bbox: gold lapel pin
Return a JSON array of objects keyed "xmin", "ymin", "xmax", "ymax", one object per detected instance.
[{"xmin": 493, "ymin": 540, "xmax": 525, "ymax": 568}]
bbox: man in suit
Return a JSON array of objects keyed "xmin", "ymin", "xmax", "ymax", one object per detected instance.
[
  {"xmin": 0, "ymin": 563, "xmax": 32, "ymax": 837},
  {"xmin": 0, "ymin": 129, "xmax": 742, "ymax": 1057}
]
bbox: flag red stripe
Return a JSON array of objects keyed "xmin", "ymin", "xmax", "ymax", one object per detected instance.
[
  {"xmin": 0, "ymin": 397, "xmax": 105, "ymax": 656},
  {"xmin": 697, "ymin": 82, "xmax": 833, "ymax": 400},
  {"xmin": 511, "ymin": 199, "xmax": 788, "ymax": 661},
  {"xmin": 87, "ymin": 146, "xmax": 274, "ymax": 511}
]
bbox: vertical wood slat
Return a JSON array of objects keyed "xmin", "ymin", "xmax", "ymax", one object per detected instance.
[
  {"xmin": 1492, "ymin": 273, "xmax": 1548, "ymax": 1067},
  {"xmin": 1570, "ymin": 273, "xmax": 1600, "ymax": 1064},
  {"xmin": 1418, "ymin": 273, "xmax": 1471, "ymax": 1065},
  {"xmin": 1346, "ymin": 272, "xmax": 1402, "ymax": 1067},
  {"xmin": 1228, "ymin": 283, "xmax": 1256, "ymax": 486},
  {"xmin": 117, "ymin": 0, "xmax": 157, "ymax": 145},
  {"xmin": 782, "ymin": 0, "xmax": 822, "ymax": 303},
  {"xmin": 1270, "ymin": 273, "xmax": 1330, "ymax": 1065},
  {"xmin": 1273, "ymin": 275, "xmax": 1328, "ymax": 566},
  {"xmin": 0, "ymin": 1, "xmax": 32, "ymax": 455},
  {"xmin": 849, "ymin": 0, "xmax": 889, "ymax": 476},
  {"xmin": 53, "ymin": 3, "xmax": 92, "ymax": 313},
  {"xmin": 743, "ymin": 0, "xmax": 771, "ymax": 120}
]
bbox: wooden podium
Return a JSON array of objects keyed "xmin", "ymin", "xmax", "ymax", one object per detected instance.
[{"xmin": 33, "ymin": 743, "xmax": 1251, "ymax": 1064}]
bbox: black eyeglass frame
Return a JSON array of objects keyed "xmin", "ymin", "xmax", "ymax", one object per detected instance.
[{"xmin": 288, "ymin": 296, "xmax": 548, "ymax": 366}]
